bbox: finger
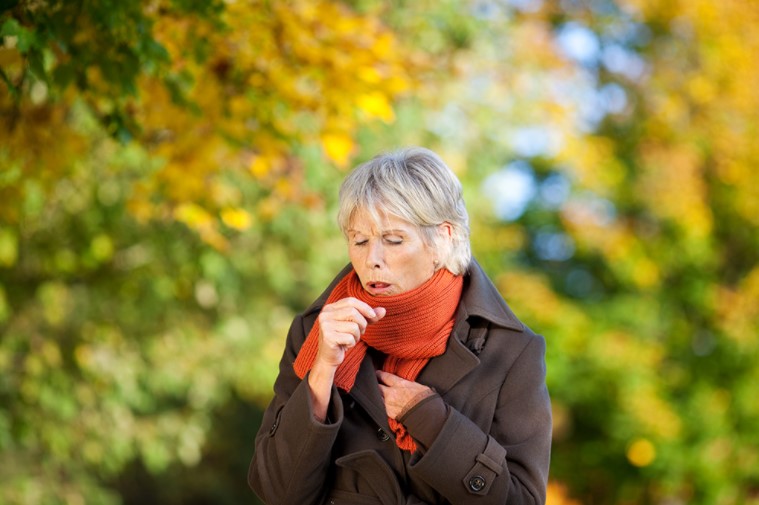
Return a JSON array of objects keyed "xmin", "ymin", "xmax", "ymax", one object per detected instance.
[
  {"xmin": 376, "ymin": 370, "xmax": 401, "ymax": 386},
  {"xmin": 323, "ymin": 307, "xmax": 370, "ymax": 334},
  {"xmin": 322, "ymin": 322, "xmax": 362, "ymax": 345},
  {"xmin": 344, "ymin": 308, "xmax": 369, "ymax": 334},
  {"xmin": 337, "ymin": 321, "xmax": 362, "ymax": 343},
  {"xmin": 369, "ymin": 306, "xmax": 387, "ymax": 323},
  {"xmin": 320, "ymin": 311, "xmax": 366, "ymax": 337},
  {"xmin": 327, "ymin": 331, "xmax": 361, "ymax": 350},
  {"xmin": 336, "ymin": 297, "xmax": 383, "ymax": 323},
  {"xmin": 323, "ymin": 299, "xmax": 386, "ymax": 330}
]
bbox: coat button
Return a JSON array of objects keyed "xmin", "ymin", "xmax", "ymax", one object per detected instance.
[
  {"xmin": 468, "ymin": 475, "xmax": 486, "ymax": 492},
  {"xmin": 376, "ymin": 428, "xmax": 390, "ymax": 442}
]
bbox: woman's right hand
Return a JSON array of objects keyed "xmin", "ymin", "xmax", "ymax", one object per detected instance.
[
  {"xmin": 308, "ymin": 298, "xmax": 385, "ymax": 422},
  {"xmin": 314, "ymin": 297, "xmax": 386, "ymax": 369}
]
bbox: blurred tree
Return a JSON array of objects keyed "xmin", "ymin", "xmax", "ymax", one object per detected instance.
[
  {"xmin": 1, "ymin": 0, "xmax": 416, "ymax": 503},
  {"xmin": 1, "ymin": 0, "xmax": 413, "ymax": 244},
  {"xmin": 544, "ymin": 1, "xmax": 759, "ymax": 503},
  {"xmin": 407, "ymin": 0, "xmax": 759, "ymax": 504}
]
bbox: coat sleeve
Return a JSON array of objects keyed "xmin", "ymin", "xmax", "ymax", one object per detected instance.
[
  {"xmin": 248, "ymin": 314, "xmax": 344, "ymax": 505},
  {"xmin": 405, "ymin": 334, "xmax": 552, "ymax": 505}
]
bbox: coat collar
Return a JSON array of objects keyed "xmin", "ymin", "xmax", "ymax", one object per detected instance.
[
  {"xmin": 417, "ymin": 259, "xmax": 524, "ymax": 394},
  {"xmin": 458, "ymin": 258, "xmax": 524, "ymax": 332}
]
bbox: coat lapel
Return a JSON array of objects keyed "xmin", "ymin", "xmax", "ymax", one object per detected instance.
[
  {"xmin": 348, "ymin": 353, "xmax": 392, "ymax": 433},
  {"xmin": 417, "ymin": 317, "xmax": 480, "ymax": 395},
  {"xmin": 416, "ymin": 258, "xmax": 525, "ymax": 394}
]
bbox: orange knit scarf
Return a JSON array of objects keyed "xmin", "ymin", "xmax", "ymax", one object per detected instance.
[{"xmin": 293, "ymin": 267, "xmax": 463, "ymax": 452}]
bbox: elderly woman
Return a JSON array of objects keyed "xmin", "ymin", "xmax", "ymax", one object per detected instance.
[{"xmin": 248, "ymin": 147, "xmax": 552, "ymax": 505}]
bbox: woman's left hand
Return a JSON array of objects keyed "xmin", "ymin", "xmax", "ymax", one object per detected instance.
[{"xmin": 376, "ymin": 370, "xmax": 434, "ymax": 420}]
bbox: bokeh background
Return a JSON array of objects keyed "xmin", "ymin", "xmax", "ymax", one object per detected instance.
[{"xmin": 2, "ymin": 0, "xmax": 758, "ymax": 504}]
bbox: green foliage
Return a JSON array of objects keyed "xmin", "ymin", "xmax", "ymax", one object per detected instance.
[
  {"xmin": 0, "ymin": 0, "xmax": 224, "ymax": 139},
  {"xmin": 0, "ymin": 102, "xmax": 345, "ymax": 503}
]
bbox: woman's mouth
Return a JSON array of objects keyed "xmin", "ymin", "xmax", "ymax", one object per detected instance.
[{"xmin": 367, "ymin": 281, "xmax": 392, "ymax": 295}]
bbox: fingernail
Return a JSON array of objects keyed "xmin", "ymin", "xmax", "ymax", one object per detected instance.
[{"xmin": 369, "ymin": 309, "xmax": 376, "ymax": 318}]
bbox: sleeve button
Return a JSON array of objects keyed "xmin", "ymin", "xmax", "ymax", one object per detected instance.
[{"xmin": 468, "ymin": 475, "xmax": 486, "ymax": 492}]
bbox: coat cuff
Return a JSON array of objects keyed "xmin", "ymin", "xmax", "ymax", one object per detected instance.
[
  {"xmin": 303, "ymin": 371, "xmax": 344, "ymax": 427},
  {"xmin": 399, "ymin": 393, "xmax": 448, "ymax": 451},
  {"xmin": 407, "ymin": 408, "xmax": 506, "ymax": 499},
  {"xmin": 266, "ymin": 373, "xmax": 343, "ymax": 441}
]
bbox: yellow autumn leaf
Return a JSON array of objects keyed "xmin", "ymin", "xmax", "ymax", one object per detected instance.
[
  {"xmin": 175, "ymin": 203, "xmax": 213, "ymax": 227},
  {"xmin": 687, "ymin": 75, "xmax": 717, "ymax": 105},
  {"xmin": 357, "ymin": 66, "xmax": 382, "ymax": 84},
  {"xmin": 221, "ymin": 208, "xmax": 252, "ymax": 230},
  {"xmin": 372, "ymin": 33, "xmax": 394, "ymax": 58},
  {"xmin": 250, "ymin": 156, "xmax": 271, "ymax": 178},
  {"xmin": 627, "ymin": 438, "xmax": 656, "ymax": 467},
  {"xmin": 631, "ymin": 257, "xmax": 660, "ymax": 289},
  {"xmin": 321, "ymin": 132, "xmax": 354, "ymax": 167},
  {"xmin": 356, "ymin": 92, "xmax": 395, "ymax": 122}
]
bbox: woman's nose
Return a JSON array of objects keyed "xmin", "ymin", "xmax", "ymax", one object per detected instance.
[{"xmin": 365, "ymin": 240, "xmax": 384, "ymax": 268}]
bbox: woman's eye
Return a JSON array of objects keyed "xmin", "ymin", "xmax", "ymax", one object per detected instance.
[
  {"xmin": 354, "ymin": 240, "xmax": 368, "ymax": 246},
  {"xmin": 385, "ymin": 237, "xmax": 403, "ymax": 245}
]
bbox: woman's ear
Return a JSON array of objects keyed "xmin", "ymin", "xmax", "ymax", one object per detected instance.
[
  {"xmin": 438, "ymin": 222, "xmax": 453, "ymax": 240},
  {"xmin": 433, "ymin": 222, "xmax": 454, "ymax": 268}
]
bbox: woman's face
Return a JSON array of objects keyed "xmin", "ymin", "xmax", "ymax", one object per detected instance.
[{"xmin": 347, "ymin": 209, "xmax": 442, "ymax": 296}]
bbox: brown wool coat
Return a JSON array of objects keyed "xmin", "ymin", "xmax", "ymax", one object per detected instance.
[{"xmin": 248, "ymin": 260, "xmax": 552, "ymax": 505}]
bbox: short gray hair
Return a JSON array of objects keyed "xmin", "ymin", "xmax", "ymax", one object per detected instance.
[{"xmin": 337, "ymin": 147, "xmax": 471, "ymax": 275}]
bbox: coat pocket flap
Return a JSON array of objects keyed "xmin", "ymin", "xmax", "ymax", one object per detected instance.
[{"xmin": 335, "ymin": 450, "xmax": 403, "ymax": 505}]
